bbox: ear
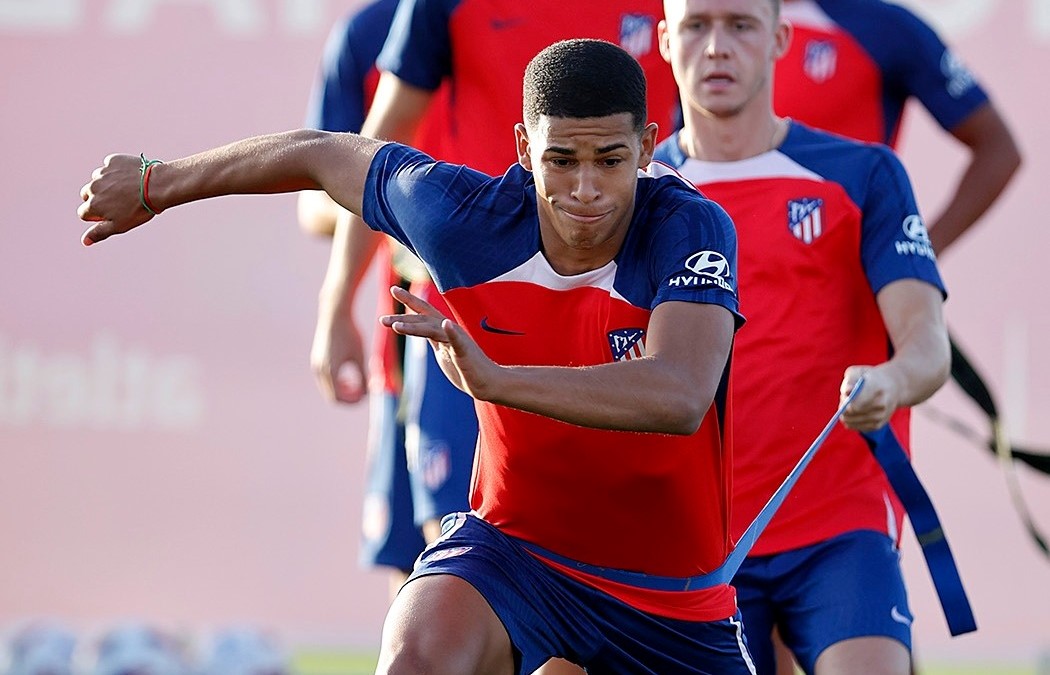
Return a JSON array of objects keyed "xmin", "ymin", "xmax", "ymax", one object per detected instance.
[
  {"xmin": 773, "ymin": 16, "xmax": 792, "ymax": 59},
  {"xmin": 514, "ymin": 123, "xmax": 533, "ymax": 171},
  {"xmin": 638, "ymin": 122, "xmax": 659, "ymax": 168},
  {"xmin": 658, "ymin": 19, "xmax": 672, "ymax": 64}
]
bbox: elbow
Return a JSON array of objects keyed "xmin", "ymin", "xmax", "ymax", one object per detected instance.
[{"xmin": 656, "ymin": 392, "xmax": 710, "ymax": 436}]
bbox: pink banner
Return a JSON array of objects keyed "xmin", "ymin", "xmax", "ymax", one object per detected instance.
[{"xmin": 1, "ymin": 0, "xmax": 1048, "ymax": 664}]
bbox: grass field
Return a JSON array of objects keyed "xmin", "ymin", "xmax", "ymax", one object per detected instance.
[{"xmin": 292, "ymin": 650, "xmax": 1040, "ymax": 675}]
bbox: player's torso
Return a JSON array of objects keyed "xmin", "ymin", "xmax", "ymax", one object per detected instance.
[{"xmin": 654, "ymin": 128, "xmax": 901, "ymax": 553}]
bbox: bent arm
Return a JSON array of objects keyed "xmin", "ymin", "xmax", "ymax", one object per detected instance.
[
  {"xmin": 312, "ymin": 74, "xmax": 437, "ymax": 400},
  {"xmin": 387, "ymin": 289, "xmax": 735, "ymax": 435},
  {"xmin": 840, "ymin": 279, "xmax": 950, "ymax": 431},
  {"xmin": 928, "ymin": 102, "xmax": 1022, "ymax": 254},
  {"xmin": 78, "ymin": 130, "xmax": 384, "ymax": 246},
  {"xmin": 490, "ymin": 302, "xmax": 734, "ymax": 434}
]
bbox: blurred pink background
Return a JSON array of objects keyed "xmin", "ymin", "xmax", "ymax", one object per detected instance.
[{"xmin": 1, "ymin": 0, "xmax": 1047, "ymax": 665}]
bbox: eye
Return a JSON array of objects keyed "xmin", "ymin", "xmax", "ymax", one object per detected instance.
[
  {"xmin": 548, "ymin": 157, "xmax": 575, "ymax": 168},
  {"xmin": 600, "ymin": 157, "xmax": 624, "ymax": 168}
]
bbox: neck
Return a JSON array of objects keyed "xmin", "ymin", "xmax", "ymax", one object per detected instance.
[{"xmin": 679, "ymin": 101, "xmax": 786, "ymax": 162}]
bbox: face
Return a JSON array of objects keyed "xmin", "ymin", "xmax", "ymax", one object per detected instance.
[
  {"xmin": 659, "ymin": 0, "xmax": 788, "ymax": 119},
  {"xmin": 515, "ymin": 113, "xmax": 657, "ymax": 275}
]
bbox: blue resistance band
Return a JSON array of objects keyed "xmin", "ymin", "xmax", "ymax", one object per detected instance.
[
  {"xmin": 517, "ymin": 377, "xmax": 867, "ymax": 592},
  {"xmin": 861, "ymin": 425, "xmax": 977, "ymax": 636},
  {"xmin": 517, "ymin": 376, "xmax": 977, "ymax": 636}
]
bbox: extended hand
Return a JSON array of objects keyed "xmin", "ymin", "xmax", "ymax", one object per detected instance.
[
  {"xmin": 78, "ymin": 154, "xmax": 155, "ymax": 246},
  {"xmin": 380, "ymin": 285, "xmax": 498, "ymax": 400},
  {"xmin": 839, "ymin": 365, "xmax": 901, "ymax": 432}
]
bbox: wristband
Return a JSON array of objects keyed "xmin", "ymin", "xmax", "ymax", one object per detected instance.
[{"xmin": 139, "ymin": 153, "xmax": 165, "ymax": 215}]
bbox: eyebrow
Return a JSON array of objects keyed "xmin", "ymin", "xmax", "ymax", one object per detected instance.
[{"xmin": 546, "ymin": 142, "xmax": 630, "ymax": 156}]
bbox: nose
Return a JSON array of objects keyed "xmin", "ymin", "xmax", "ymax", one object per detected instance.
[
  {"xmin": 572, "ymin": 164, "xmax": 601, "ymax": 204},
  {"xmin": 704, "ymin": 24, "xmax": 730, "ymax": 59}
]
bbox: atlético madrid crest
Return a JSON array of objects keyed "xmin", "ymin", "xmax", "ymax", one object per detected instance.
[
  {"xmin": 619, "ymin": 14, "xmax": 654, "ymax": 58},
  {"xmin": 787, "ymin": 198, "xmax": 825, "ymax": 244},
  {"xmin": 803, "ymin": 40, "xmax": 837, "ymax": 83},
  {"xmin": 608, "ymin": 328, "xmax": 646, "ymax": 361}
]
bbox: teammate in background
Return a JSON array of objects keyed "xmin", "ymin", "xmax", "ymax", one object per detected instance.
[
  {"xmin": 79, "ymin": 38, "xmax": 755, "ymax": 675},
  {"xmin": 771, "ymin": 3, "xmax": 1019, "ymax": 671},
  {"xmin": 775, "ymin": 0, "xmax": 1020, "ymax": 256},
  {"xmin": 298, "ymin": 0, "xmax": 477, "ymax": 598},
  {"xmin": 655, "ymin": 1, "xmax": 950, "ymax": 673}
]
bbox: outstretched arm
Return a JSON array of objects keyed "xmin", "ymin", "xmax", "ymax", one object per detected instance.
[
  {"xmin": 839, "ymin": 279, "xmax": 950, "ymax": 431},
  {"xmin": 383, "ymin": 287, "xmax": 735, "ymax": 435},
  {"xmin": 78, "ymin": 130, "xmax": 385, "ymax": 246},
  {"xmin": 928, "ymin": 102, "xmax": 1021, "ymax": 255}
]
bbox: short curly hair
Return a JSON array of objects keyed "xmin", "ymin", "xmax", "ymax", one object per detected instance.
[{"xmin": 523, "ymin": 39, "xmax": 647, "ymax": 132}]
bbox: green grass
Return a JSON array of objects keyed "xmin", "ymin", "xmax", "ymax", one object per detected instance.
[
  {"xmin": 293, "ymin": 649, "xmax": 378, "ymax": 675},
  {"xmin": 293, "ymin": 650, "xmax": 1037, "ymax": 675}
]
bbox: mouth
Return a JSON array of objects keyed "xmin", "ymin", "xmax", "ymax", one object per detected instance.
[
  {"xmin": 561, "ymin": 209, "xmax": 612, "ymax": 224},
  {"xmin": 703, "ymin": 71, "xmax": 736, "ymax": 86}
]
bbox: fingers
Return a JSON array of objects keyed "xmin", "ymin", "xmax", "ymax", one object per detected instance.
[
  {"xmin": 382, "ymin": 312, "xmax": 450, "ymax": 341},
  {"xmin": 79, "ymin": 221, "xmax": 117, "ymax": 247},
  {"xmin": 389, "ymin": 285, "xmax": 442, "ymax": 317},
  {"xmin": 840, "ymin": 365, "xmax": 895, "ymax": 431}
]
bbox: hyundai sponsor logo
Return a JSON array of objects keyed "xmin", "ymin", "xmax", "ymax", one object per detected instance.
[
  {"xmin": 895, "ymin": 214, "xmax": 936, "ymax": 260},
  {"xmin": 669, "ymin": 250, "xmax": 735, "ymax": 292}
]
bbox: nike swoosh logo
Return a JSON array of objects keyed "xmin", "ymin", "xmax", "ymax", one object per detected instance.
[
  {"xmin": 490, "ymin": 17, "xmax": 525, "ymax": 30},
  {"xmin": 890, "ymin": 605, "xmax": 913, "ymax": 626},
  {"xmin": 480, "ymin": 316, "xmax": 525, "ymax": 335}
]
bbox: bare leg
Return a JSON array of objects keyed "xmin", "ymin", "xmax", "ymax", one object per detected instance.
[
  {"xmin": 814, "ymin": 636, "xmax": 910, "ymax": 675},
  {"xmin": 772, "ymin": 626, "xmax": 799, "ymax": 675},
  {"xmin": 533, "ymin": 658, "xmax": 586, "ymax": 674},
  {"xmin": 377, "ymin": 573, "xmax": 515, "ymax": 675}
]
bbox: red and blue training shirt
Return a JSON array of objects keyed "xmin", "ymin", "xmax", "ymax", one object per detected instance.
[
  {"xmin": 654, "ymin": 122, "xmax": 946, "ymax": 555},
  {"xmin": 363, "ymin": 142, "xmax": 743, "ymax": 621},
  {"xmin": 775, "ymin": 0, "xmax": 989, "ymax": 146}
]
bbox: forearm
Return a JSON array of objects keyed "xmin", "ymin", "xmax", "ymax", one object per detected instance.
[
  {"xmin": 929, "ymin": 106, "xmax": 1022, "ymax": 254},
  {"xmin": 318, "ymin": 209, "xmax": 383, "ymax": 318},
  {"xmin": 873, "ymin": 329, "xmax": 950, "ymax": 408},
  {"xmin": 147, "ymin": 129, "xmax": 384, "ymax": 216},
  {"xmin": 873, "ymin": 282, "xmax": 951, "ymax": 408},
  {"xmin": 480, "ymin": 357, "xmax": 715, "ymax": 435}
]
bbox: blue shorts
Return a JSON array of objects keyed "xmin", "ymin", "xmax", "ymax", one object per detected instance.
[
  {"xmin": 408, "ymin": 513, "xmax": 757, "ymax": 675},
  {"xmin": 734, "ymin": 529, "xmax": 912, "ymax": 674},
  {"xmin": 359, "ymin": 392, "xmax": 426, "ymax": 572},
  {"xmin": 402, "ymin": 335, "xmax": 477, "ymax": 525}
]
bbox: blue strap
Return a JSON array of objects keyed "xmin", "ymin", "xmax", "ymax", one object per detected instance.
[
  {"xmin": 516, "ymin": 377, "xmax": 868, "ymax": 592},
  {"xmin": 861, "ymin": 425, "xmax": 977, "ymax": 636}
]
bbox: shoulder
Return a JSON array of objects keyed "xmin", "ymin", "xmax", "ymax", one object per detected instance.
[
  {"xmin": 344, "ymin": 0, "xmax": 400, "ymax": 37},
  {"xmin": 636, "ymin": 173, "xmax": 734, "ymax": 239}
]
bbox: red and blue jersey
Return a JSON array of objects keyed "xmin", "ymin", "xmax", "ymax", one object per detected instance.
[
  {"xmin": 775, "ymin": 0, "xmax": 989, "ymax": 146},
  {"xmin": 654, "ymin": 123, "xmax": 946, "ymax": 555},
  {"xmin": 363, "ymin": 142, "xmax": 742, "ymax": 621},
  {"xmin": 377, "ymin": 0, "xmax": 679, "ymax": 175}
]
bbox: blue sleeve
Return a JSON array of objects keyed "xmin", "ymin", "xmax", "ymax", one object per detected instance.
[
  {"xmin": 376, "ymin": 0, "xmax": 460, "ymax": 91},
  {"xmin": 650, "ymin": 195, "xmax": 744, "ymax": 326},
  {"xmin": 363, "ymin": 143, "xmax": 490, "ymax": 276},
  {"xmin": 304, "ymin": 6, "xmax": 392, "ymax": 132},
  {"xmin": 881, "ymin": 3, "xmax": 989, "ymax": 131},
  {"xmin": 860, "ymin": 146, "xmax": 947, "ymax": 298}
]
